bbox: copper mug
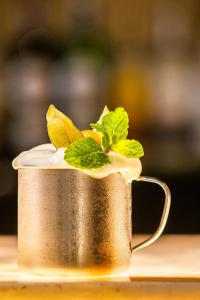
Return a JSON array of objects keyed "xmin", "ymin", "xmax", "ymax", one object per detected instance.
[{"xmin": 18, "ymin": 168, "xmax": 171, "ymax": 276}]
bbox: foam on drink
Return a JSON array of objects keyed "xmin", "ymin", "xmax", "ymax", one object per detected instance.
[{"xmin": 13, "ymin": 143, "xmax": 142, "ymax": 184}]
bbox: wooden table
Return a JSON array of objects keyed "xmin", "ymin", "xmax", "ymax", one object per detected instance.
[{"xmin": 0, "ymin": 235, "xmax": 199, "ymax": 299}]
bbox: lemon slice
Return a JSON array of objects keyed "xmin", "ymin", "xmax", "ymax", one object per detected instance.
[
  {"xmin": 47, "ymin": 105, "xmax": 83, "ymax": 148},
  {"xmin": 82, "ymin": 130, "xmax": 102, "ymax": 144}
]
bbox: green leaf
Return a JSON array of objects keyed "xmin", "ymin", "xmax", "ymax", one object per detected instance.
[
  {"xmin": 101, "ymin": 107, "xmax": 129, "ymax": 145},
  {"xmin": 112, "ymin": 139, "xmax": 144, "ymax": 158},
  {"xmin": 90, "ymin": 123, "xmax": 104, "ymax": 132},
  {"xmin": 102, "ymin": 132, "xmax": 110, "ymax": 149},
  {"xmin": 90, "ymin": 123, "xmax": 110, "ymax": 149},
  {"xmin": 90, "ymin": 107, "xmax": 129, "ymax": 147},
  {"xmin": 64, "ymin": 138, "xmax": 110, "ymax": 170}
]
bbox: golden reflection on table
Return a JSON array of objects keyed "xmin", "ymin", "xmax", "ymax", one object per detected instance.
[{"xmin": 0, "ymin": 235, "xmax": 199, "ymax": 299}]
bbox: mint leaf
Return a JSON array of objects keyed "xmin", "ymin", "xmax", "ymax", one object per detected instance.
[
  {"xmin": 101, "ymin": 107, "xmax": 129, "ymax": 144},
  {"xmin": 112, "ymin": 139, "xmax": 144, "ymax": 158},
  {"xmin": 90, "ymin": 123, "xmax": 104, "ymax": 132},
  {"xmin": 91, "ymin": 106, "xmax": 144, "ymax": 162},
  {"xmin": 90, "ymin": 123, "xmax": 110, "ymax": 149},
  {"xmin": 64, "ymin": 138, "xmax": 110, "ymax": 170},
  {"xmin": 91, "ymin": 107, "xmax": 128, "ymax": 147},
  {"xmin": 102, "ymin": 132, "xmax": 110, "ymax": 149}
]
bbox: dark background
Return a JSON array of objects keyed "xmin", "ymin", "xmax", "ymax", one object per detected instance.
[{"xmin": 0, "ymin": 0, "xmax": 199, "ymax": 234}]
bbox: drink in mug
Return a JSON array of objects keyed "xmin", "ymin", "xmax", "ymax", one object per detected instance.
[{"xmin": 13, "ymin": 105, "xmax": 171, "ymax": 276}]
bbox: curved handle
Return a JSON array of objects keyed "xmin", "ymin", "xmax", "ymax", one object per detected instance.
[{"xmin": 132, "ymin": 176, "xmax": 171, "ymax": 253}]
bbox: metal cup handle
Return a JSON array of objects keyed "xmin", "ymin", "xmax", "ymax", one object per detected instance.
[{"xmin": 131, "ymin": 176, "xmax": 171, "ymax": 253}]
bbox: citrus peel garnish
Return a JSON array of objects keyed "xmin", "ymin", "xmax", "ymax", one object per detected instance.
[
  {"xmin": 82, "ymin": 130, "xmax": 102, "ymax": 144},
  {"xmin": 47, "ymin": 105, "xmax": 83, "ymax": 148}
]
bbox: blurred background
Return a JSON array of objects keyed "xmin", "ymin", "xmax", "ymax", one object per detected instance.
[{"xmin": 0, "ymin": 0, "xmax": 199, "ymax": 234}]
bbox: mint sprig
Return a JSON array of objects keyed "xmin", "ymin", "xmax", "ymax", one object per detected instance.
[
  {"xmin": 112, "ymin": 139, "xmax": 144, "ymax": 158},
  {"xmin": 64, "ymin": 106, "xmax": 144, "ymax": 170},
  {"xmin": 91, "ymin": 107, "xmax": 128, "ymax": 149},
  {"xmin": 64, "ymin": 138, "xmax": 110, "ymax": 170},
  {"xmin": 91, "ymin": 106, "xmax": 144, "ymax": 159}
]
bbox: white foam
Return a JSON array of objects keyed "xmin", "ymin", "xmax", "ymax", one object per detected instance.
[{"xmin": 13, "ymin": 144, "xmax": 142, "ymax": 183}]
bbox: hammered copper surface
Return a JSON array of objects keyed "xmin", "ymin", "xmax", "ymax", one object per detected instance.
[{"xmin": 18, "ymin": 169, "xmax": 132, "ymax": 275}]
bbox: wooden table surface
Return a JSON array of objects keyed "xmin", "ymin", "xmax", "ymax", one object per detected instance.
[{"xmin": 0, "ymin": 235, "xmax": 199, "ymax": 299}]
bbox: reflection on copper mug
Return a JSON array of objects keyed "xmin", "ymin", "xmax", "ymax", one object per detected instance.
[{"xmin": 18, "ymin": 168, "xmax": 171, "ymax": 276}]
